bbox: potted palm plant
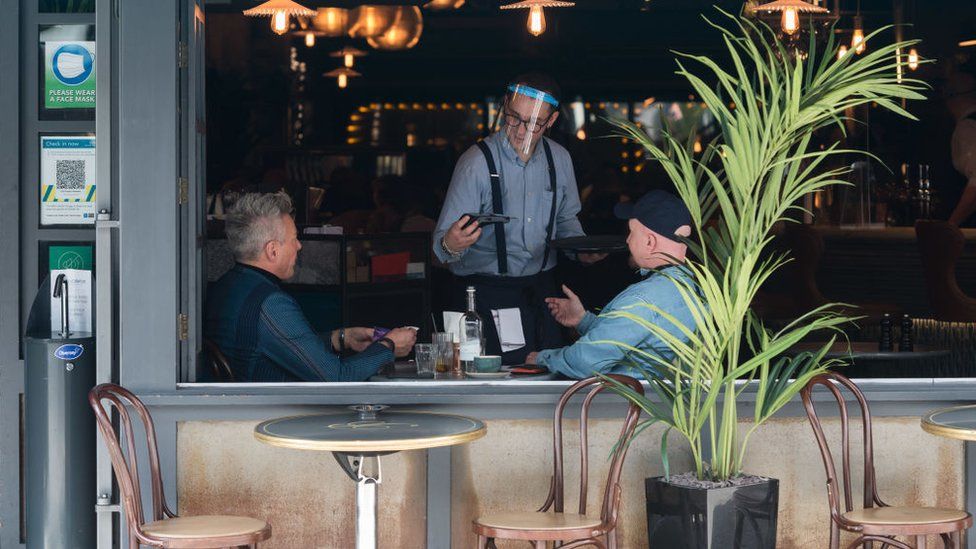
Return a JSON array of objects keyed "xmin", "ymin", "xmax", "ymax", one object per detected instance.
[{"xmin": 601, "ymin": 10, "xmax": 925, "ymax": 549}]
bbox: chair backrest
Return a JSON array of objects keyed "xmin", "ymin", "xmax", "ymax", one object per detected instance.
[
  {"xmin": 784, "ymin": 223, "xmax": 827, "ymax": 310},
  {"xmin": 204, "ymin": 338, "xmax": 236, "ymax": 382},
  {"xmin": 89, "ymin": 383, "xmax": 175, "ymax": 540},
  {"xmin": 800, "ymin": 372, "xmax": 883, "ymax": 525},
  {"xmin": 915, "ymin": 220, "xmax": 976, "ymax": 321},
  {"xmin": 540, "ymin": 375, "xmax": 644, "ymax": 530}
]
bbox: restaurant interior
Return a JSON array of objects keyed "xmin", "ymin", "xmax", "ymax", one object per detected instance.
[{"xmin": 202, "ymin": 0, "xmax": 976, "ymax": 380}]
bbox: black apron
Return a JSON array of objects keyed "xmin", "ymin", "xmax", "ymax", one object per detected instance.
[{"xmin": 453, "ymin": 138, "xmax": 562, "ymax": 364}]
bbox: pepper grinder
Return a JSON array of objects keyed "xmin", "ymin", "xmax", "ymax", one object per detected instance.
[
  {"xmin": 879, "ymin": 314, "xmax": 893, "ymax": 352},
  {"xmin": 898, "ymin": 314, "xmax": 914, "ymax": 352}
]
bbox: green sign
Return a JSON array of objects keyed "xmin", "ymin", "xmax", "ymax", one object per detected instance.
[
  {"xmin": 49, "ymin": 245, "xmax": 92, "ymax": 271},
  {"xmin": 44, "ymin": 41, "xmax": 95, "ymax": 110}
]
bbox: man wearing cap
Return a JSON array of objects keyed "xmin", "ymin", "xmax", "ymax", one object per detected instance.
[
  {"xmin": 433, "ymin": 72, "xmax": 602, "ymax": 364},
  {"xmin": 525, "ymin": 190, "xmax": 698, "ymax": 379}
]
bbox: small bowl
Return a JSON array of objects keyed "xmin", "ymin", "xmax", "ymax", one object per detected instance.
[{"xmin": 473, "ymin": 355, "xmax": 502, "ymax": 373}]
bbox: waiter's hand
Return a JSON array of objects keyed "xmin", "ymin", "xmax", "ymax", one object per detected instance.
[
  {"xmin": 386, "ymin": 327, "xmax": 418, "ymax": 358},
  {"xmin": 343, "ymin": 327, "xmax": 376, "ymax": 352},
  {"xmin": 578, "ymin": 252, "xmax": 608, "ymax": 264},
  {"xmin": 526, "ymin": 352, "xmax": 539, "ymax": 365},
  {"xmin": 545, "ymin": 285, "xmax": 586, "ymax": 329},
  {"xmin": 443, "ymin": 215, "xmax": 483, "ymax": 254}
]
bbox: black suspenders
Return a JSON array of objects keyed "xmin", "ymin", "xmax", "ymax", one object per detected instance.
[{"xmin": 476, "ymin": 138, "xmax": 558, "ymax": 276}]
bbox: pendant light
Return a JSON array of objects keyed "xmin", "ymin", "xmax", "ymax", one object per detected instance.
[
  {"xmin": 367, "ymin": 6, "xmax": 424, "ymax": 51},
  {"xmin": 851, "ymin": 1, "xmax": 866, "ymax": 54},
  {"xmin": 312, "ymin": 7, "xmax": 351, "ymax": 37},
  {"xmin": 424, "ymin": 0, "xmax": 465, "ymax": 9},
  {"xmin": 837, "ymin": 44, "xmax": 848, "ymax": 60},
  {"xmin": 330, "ymin": 46, "xmax": 368, "ymax": 69},
  {"xmin": 499, "ymin": 0, "xmax": 575, "ymax": 38},
  {"xmin": 347, "ymin": 5, "xmax": 399, "ymax": 39},
  {"xmin": 243, "ymin": 0, "xmax": 316, "ymax": 36},
  {"xmin": 324, "ymin": 67, "xmax": 361, "ymax": 89},
  {"xmin": 754, "ymin": 0, "xmax": 828, "ymax": 36}
]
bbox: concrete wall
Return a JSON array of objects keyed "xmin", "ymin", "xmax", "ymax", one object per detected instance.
[{"xmin": 178, "ymin": 417, "xmax": 964, "ymax": 548}]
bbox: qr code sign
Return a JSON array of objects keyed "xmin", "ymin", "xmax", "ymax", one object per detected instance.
[{"xmin": 56, "ymin": 159, "xmax": 86, "ymax": 190}]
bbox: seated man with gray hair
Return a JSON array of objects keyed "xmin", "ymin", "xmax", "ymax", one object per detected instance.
[{"xmin": 205, "ymin": 192, "xmax": 417, "ymax": 382}]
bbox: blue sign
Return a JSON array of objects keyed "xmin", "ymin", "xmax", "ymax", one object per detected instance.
[
  {"xmin": 51, "ymin": 44, "xmax": 94, "ymax": 86},
  {"xmin": 54, "ymin": 344, "xmax": 84, "ymax": 361}
]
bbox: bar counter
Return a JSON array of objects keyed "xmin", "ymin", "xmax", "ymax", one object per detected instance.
[{"xmin": 137, "ymin": 378, "xmax": 975, "ymax": 548}]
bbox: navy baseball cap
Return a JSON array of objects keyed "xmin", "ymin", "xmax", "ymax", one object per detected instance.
[{"xmin": 614, "ymin": 190, "xmax": 692, "ymax": 241}]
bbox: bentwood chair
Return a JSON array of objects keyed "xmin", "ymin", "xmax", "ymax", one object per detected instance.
[
  {"xmin": 89, "ymin": 383, "xmax": 271, "ymax": 548},
  {"xmin": 801, "ymin": 372, "xmax": 971, "ymax": 549},
  {"xmin": 203, "ymin": 339, "xmax": 236, "ymax": 382},
  {"xmin": 472, "ymin": 375, "xmax": 644, "ymax": 549}
]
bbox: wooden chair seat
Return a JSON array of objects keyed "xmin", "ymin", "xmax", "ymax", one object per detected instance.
[
  {"xmin": 143, "ymin": 515, "xmax": 271, "ymax": 546},
  {"xmin": 474, "ymin": 511, "xmax": 602, "ymax": 538},
  {"xmin": 843, "ymin": 506, "xmax": 972, "ymax": 535}
]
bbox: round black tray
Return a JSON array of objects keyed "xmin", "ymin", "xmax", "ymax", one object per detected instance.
[{"xmin": 550, "ymin": 235, "xmax": 628, "ymax": 253}]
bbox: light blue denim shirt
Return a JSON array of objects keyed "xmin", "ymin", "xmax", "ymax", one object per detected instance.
[
  {"xmin": 432, "ymin": 131, "xmax": 585, "ymax": 277},
  {"xmin": 537, "ymin": 264, "xmax": 697, "ymax": 379}
]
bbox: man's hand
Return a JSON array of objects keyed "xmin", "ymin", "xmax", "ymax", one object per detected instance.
[
  {"xmin": 386, "ymin": 327, "xmax": 418, "ymax": 358},
  {"xmin": 443, "ymin": 215, "xmax": 483, "ymax": 254},
  {"xmin": 343, "ymin": 327, "xmax": 375, "ymax": 352},
  {"xmin": 526, "ymin": 351, "xmax": 539, "ymax": 365},
  {"xmin": 577, "ymin": 252, "xmax": 608, "ymax": 264},
  {"xmin": 545, "ymin": 285, "xmax": 586, "ymax": 329}
]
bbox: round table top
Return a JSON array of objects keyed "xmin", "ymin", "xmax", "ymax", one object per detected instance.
[
  {"xmin": 921, "ymin": 405, "xmax": 976, "ymax": 442},
  {"xmin": 789, "ymin": 342, "xmax": 949, "ymax": 361},
  {"xmin": 253, "ymin": 406, "xmax": 487, "ymax": 453}
]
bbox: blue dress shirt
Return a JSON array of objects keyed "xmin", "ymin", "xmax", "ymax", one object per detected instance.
[
  {"xmin": 432, "ymin": 131, "xmax": 585, "ymax": 276},
  {"xmin": 537, "ymin": 265, "xmax": 697, "ymax": 379}
]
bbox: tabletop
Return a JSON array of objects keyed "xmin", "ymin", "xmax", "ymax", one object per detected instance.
[
  {"xmin": 254, "ymin": 405, "xmax": 487, "ymax": 452},
  {"xmin": 921, "ymin": 405, "xmax": 976, "ymax": 442}
]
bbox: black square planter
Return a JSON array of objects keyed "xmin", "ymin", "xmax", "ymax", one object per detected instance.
[{"xmin": 645, "ymin": 476, "xmax": 779, "ymax": 549}]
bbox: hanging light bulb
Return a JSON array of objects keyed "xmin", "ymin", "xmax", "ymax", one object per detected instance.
[
  {"xmin": 367, "ymin": 7, "xmax": 424, "ymax": 50},
  {"xmin": 324, "ymin": 67, "xmax": 361, "ymax": 89},
  {"xmin": 908, "ymin": 47, "xmax": 919, "ymax": 71},
  {"xmin": 304, "ymin": 31, "xmax": 315, "ymax": 47},
  {"xmin": 423, "ymin": 0, "xmax": 465, "ymax": 9},
  {"xmin": 781, "ymin": 7, "xmax": 799, "ymax": 35},
  {"xmin": 348, "ymin": 5, "xmax": 398, "ymax": 39},
  {"xmin": 528, "ymin": 6, "xmax": 546, "ymax": 36},
  {"xmin": 330, "ymin": 47, "xmax": 367, "ymax": 68},
  {"xmin": 754, "ymin": 0, "xmax": 828, "ymax": 37},
  {"xmin": 243, "ymin": 0, "xmax": 316, "ymax": 36},
  {"xmin": 271, "ymin": 10, "xmax": 289, "ymax": 35},
  {"xmin": 312, "ymin": 7, "xmax": 350, "ymax": 37},
  {"xmin": 500, "ymin": 0, "xmax": 575, "ymax": 38},
  {"xmin": 851, "ymin": 15, "xmax": 866, "ymax": 54},
  {"xmin": 837, "ymin": 44, "xmax": 848, "ymax": 60}
]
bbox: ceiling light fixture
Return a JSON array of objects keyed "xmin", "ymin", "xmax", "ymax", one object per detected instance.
[
  {"xmin": 500, "ymin": 0, "xmax": 575, "ymax": 38},
  {"xmin": 754, "ymin": 0, "xmax": 829, "ymax": 37},
  {"xmin": 324, "ymin": 67, "xmax": 362, "ymax": 89},
  {"xmin": 243, "ymin": 0, "xmax": 316, "ymax": 36}
]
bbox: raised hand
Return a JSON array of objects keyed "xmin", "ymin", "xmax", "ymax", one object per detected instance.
[{"xmin": 545, "ymin": 285, "xmax": 586, "ymax": 329}]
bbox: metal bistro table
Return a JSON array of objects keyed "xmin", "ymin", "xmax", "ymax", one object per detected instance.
[
  {"xmin": 254, "ymin": 405, "xmax": 486, "ymax": 549},
  {"xmin": 922, "ymin": 405, "xmax": 976, "ymax": 549}
]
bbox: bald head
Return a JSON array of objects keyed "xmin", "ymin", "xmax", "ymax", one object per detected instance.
[{"xmin": 626, "ymin": 219, "xmax": 690, "ymax": 270}]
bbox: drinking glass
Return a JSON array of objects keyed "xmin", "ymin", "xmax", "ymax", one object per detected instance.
[
  {"xmin": 432, "ymin": 332, "xmax": 453, "ymax": 377},
  {"xmin": 414, "ymin": 344, "xmax": 436, "ymax": 378}
]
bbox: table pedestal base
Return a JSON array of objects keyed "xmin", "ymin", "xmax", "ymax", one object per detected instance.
[{"xmin": 335, "ymin": 452, "xmax": 387, "ymax": 549}]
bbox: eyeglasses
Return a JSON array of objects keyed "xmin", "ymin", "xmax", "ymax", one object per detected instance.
[{"xmin": 502, "ymin": 108, "xmax": 552, "ymax": 133}]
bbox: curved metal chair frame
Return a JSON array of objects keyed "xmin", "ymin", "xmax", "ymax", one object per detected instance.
[
  {"xmin": 89, "ymin": 383, "xmax": 270, "ymax": 548},
  {"xmin": 801, "ymin": 372, "xmax": 971, "ymax": 549},
  {"xmin": 203, "ymin": 338, "xmax": 235, "ymax": 382},
  {"xmin": 473, "ymin": 374, "xmax": 644, "ymax": 549}
]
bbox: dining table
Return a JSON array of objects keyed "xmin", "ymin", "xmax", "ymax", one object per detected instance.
[{"xmin": 254, "ymin": 404, "xmax": 486, "ymax": 549}]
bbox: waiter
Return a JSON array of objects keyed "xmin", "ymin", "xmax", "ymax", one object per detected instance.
[{"xmin": 433, "ymin": 72, "xmax": 602, "ymax": 364}]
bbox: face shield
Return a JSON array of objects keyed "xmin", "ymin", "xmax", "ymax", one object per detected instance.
[{"xmin": 499, "ymin": 83, "xmax": 559, "ymax": 157}]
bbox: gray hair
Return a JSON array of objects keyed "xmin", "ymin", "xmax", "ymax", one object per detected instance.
[{"xmin": 224, "ymin": 192, "xmax": 294, "ymax": 261}]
